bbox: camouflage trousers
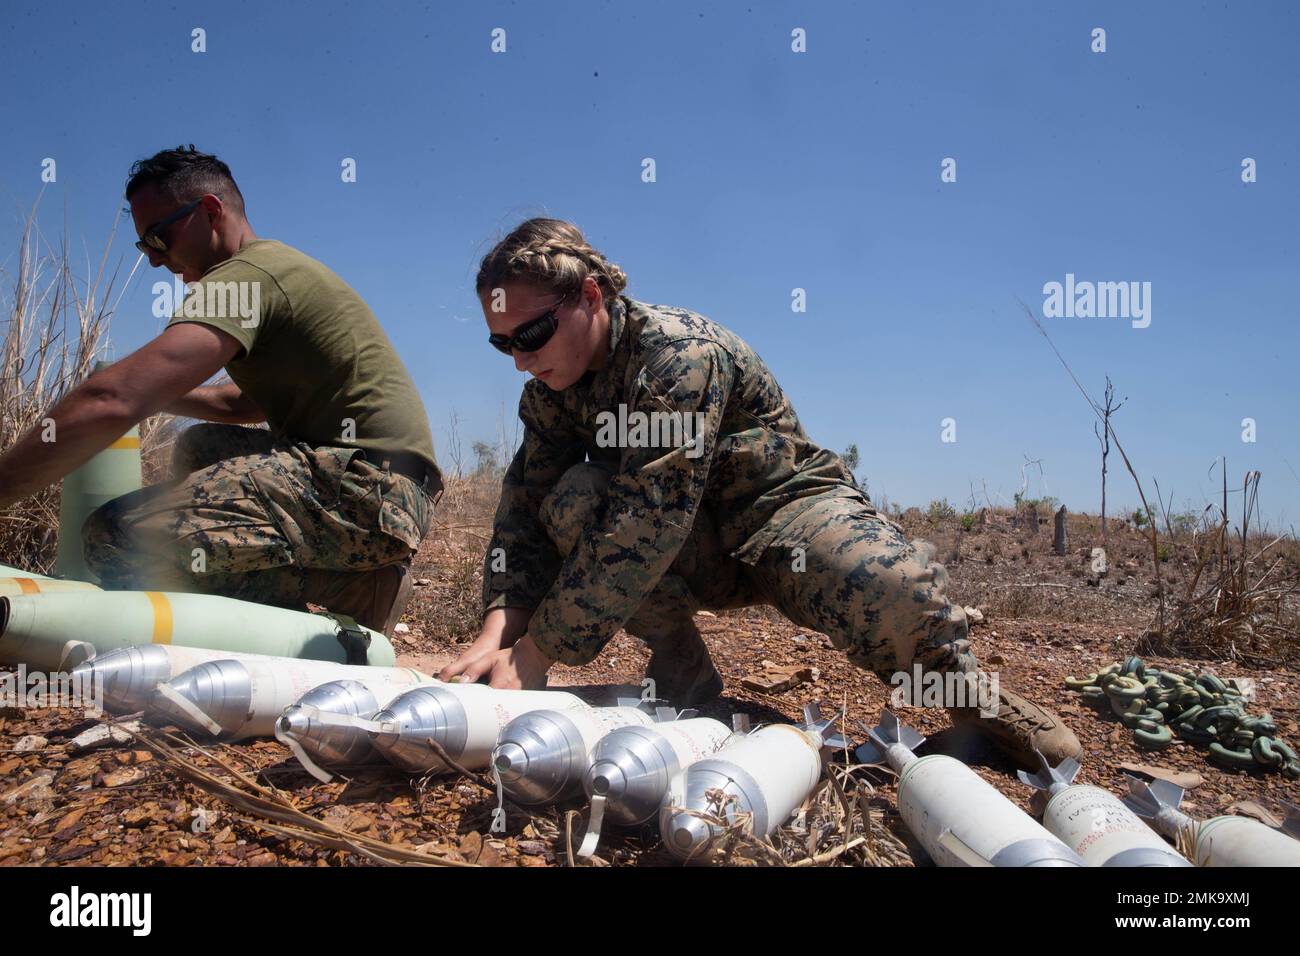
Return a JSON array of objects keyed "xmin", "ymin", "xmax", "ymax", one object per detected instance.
[
  {"xmin": 539, "ymin": 462, "xmax": 977, "ymax": 682},
  {"xmin": 82, "ymin": 423, "xmax": 437, "ymax": 610}
]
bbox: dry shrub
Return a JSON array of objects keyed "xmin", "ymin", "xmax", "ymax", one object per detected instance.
[
  {"xmin": 0, "ymin": 200, "xmax": 152, "ymax": 571},
  {"xmin": 1139, "ymin": 472, "xmax": 1300, "ymax": 668},
  {"xmin": 410, "ymin": 472, "xmax": 502, "ymax": 643},
  {"xmin": 982, "ymin": 583, "xmax": 1050, "ymax": 620}
]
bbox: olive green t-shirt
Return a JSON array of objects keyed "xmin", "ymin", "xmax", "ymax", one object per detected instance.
[{"xmin": 169, "ymin": 239, "xmax": 438, "ymax": 475}]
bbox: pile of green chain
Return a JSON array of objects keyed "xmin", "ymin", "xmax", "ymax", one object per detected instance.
[{"xmin": 1065, "ymin": 656, "xmax": 1299, "ymax": 778}]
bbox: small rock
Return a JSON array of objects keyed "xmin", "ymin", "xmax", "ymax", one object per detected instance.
[
  {"xmin": 740, "ymin": 664, "xmax": 815, "ymax": 695},
  {"xmin": 13, "ymin": 735, "xmax": 47, "ymax": 752},
  {"xmin": 52, "ymin": 807, "xmax": 88, "ymax": 836},
  {"xmin": 345, "ymin": 813, "xmax": 374, "ymax": 834},
  {"xmin": 102, "ymin": 767, "xmax": 146, "ymax": 788},
  {"xmin": 1, "ymin": 774, "xmax": 55, "ymax": 805},
  {"xmin": 458, "ymin": 831, "xmax": 483, "ymax": 862},
  {"xmin": 69, "ymin": 721, "xmax": 144, "ymax": 753},
  {"xmin": 394, "ymin": 623, "xmax": 410, "ymax": 636},
  {"xmin": 414, "ymin": 578, "xmax": 433, "ymax": 587},
  {"xmin": 246, "ymin": 850, "xmax": 278, "ymax": 867},
  {"xmin": 121, "ymin": 806, "xmax": 153, "ymax": 827}
]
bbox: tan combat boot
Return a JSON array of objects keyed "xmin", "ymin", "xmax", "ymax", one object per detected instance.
[
  {"xmin": 299, "ymin": 563, "xmax": 413, "ymax": 638},
  {"xmin": 641, "ymin": 618, "xmax": 724, "ymax": 708},
  {"xmin": 948, "ymin": 685, "xmax": 1083, "ymax": 771}
]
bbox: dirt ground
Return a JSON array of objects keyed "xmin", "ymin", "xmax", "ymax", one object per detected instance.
[{"xmin": 2, "ymin": 494, "xmax": 1297, "ymax": 866}]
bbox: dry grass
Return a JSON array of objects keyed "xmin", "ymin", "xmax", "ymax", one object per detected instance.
[
  {"xmin": 1, "ymin": 202, "xmax": 119, "ymax": 570},
  {"xmin": 0, "ymin": 200, "xmax": 176, "ymax": 571},
  {"xmin": 121, "ymin": 722, "xmax": 475, "ymax": 867},
  {"xmin": 1138, "ymin": 471, "xmax": 1300, "ymax": 667}
]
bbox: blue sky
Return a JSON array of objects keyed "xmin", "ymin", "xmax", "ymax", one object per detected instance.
[{"xmin": 2, "ymin": 1, "xmax": 1297, "ymax": 530}]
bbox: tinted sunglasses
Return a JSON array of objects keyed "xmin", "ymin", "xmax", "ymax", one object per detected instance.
[
  {"xmin": 488, "ymin": 295, "xmax": 571, "ymax": 355},
  {"xmin": 134, "ymin": 198, "xmax": 203, "ymax": 255}
]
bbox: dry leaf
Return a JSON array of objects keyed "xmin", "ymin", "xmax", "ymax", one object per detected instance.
[
  {"xmin": 1228, "ymin": 800, "xmax": 1282, "ymax": 828},
  {"xmin": 1117, "ymin": 763, "xmax": 1203, "ymax": 790}
]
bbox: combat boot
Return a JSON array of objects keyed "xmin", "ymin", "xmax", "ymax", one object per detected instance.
[
  {"xmin": 299, "ymin": 563, "xmax": 413, "ymax": 638},
  {"xmin": 642, "ymin": 619, "xmax": 724, "ymax": 708},
  {"xmin": 948, "ymin": 684, "xmax": 1083, "ymax": 771}
]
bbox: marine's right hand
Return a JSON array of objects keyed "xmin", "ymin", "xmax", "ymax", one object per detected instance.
[
  {"xmin": 439, "ymin": 630, "xmax": 507, "ymax": 681},
  {"xmin": 438, "ymin": 607, "xmax": 531, "ymax": 681}
]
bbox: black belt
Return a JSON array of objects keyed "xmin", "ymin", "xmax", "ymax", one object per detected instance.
[{"xmin": 360, "ymin": 448, "xmax": 438, "ymax": 491}]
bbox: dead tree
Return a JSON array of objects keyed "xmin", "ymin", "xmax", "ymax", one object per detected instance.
[
  {"xmin": 1020, "ymin": 299, "xmax": 1167, "ymax": 636},
  {"xmin": 1016, "ymin": 456, "xmax": 1045, "ymax": 535},
  {"xmin": 1093, "ymin": 377, "xmax": 1127, "ymax": 547}
]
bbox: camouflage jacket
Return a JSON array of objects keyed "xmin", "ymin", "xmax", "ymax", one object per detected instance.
[{"xmin": 483, "ymin": 295, "xmax": 865, "ymax": 664}]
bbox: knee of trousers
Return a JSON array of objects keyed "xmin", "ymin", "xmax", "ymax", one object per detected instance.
[
  {"xmin": 170, "ymin": 422, "xmax": 222, "ymax": 476},
  {"xmin": 80, "ymin": 499, "xmax": 128, "ymax": 574},
  {"xmin": 539, "ymin": 462, "xmax": 613, "ymax": 555},
  {"xmin": 780, "ymin": 530, "xmax": 970, "ymax": 677},
  {"xmin": 170, "ymin": 422, "xmax": 261, "ymax": 477}
]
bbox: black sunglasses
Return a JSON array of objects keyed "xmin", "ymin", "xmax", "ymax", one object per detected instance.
[
  {"xmin": 134, "ymin": 198, "xmax": 204, "ymax": 255},
  {"xmin": 488, "ymin": 295, "xmax": 571, "ymax": 355}
]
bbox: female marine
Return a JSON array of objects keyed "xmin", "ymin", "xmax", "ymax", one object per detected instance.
[{"xmin": 440, "ymin": 218, "xmax": 1079, "ymax": 768}]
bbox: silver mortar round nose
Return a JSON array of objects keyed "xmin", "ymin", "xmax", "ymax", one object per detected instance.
[{"xmin": 494, "ymin": 742, "xmax": 528, "ymax": 783}]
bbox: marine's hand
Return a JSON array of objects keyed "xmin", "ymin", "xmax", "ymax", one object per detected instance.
[
  {"xmin": 438, "ymin": 628, "xmax": 508, "ymax": 681},
  {"xmin": 455, "ymin": 635, "xmax": 552, "ymax": 690}
]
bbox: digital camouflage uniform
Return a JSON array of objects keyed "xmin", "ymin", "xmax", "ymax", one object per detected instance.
[
  {"xmin": 83, "ymin": 422, "xmax": 436, "ymax": 611},
  {"xmin": 483, "ymin": 296, "xmax": 978, "ymax": 683}
]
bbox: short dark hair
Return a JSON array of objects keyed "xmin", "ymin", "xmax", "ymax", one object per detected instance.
[{"xmin": 124, "ymin": 145, "xmax": 245, "ymax": 214}]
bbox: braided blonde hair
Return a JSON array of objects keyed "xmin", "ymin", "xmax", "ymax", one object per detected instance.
[{"xmin": 476, "ymin": 218, "xmax": 628, "ymax": 307}]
